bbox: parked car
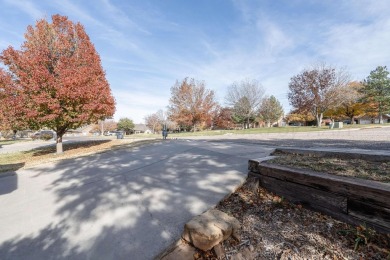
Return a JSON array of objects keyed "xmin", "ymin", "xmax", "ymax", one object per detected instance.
[
  {"xmin": 104, "ymin": 131, "xmax": 115, "ymax": 136},
  {"xmin": 288, "ymin": 122, "xmax": 302, "ymax": 126},
  {"xmin": 105, "ymin": 131, "xmax": 122, "ymax": 136},
  {"xmin": 32, "ymin": 130, "xmax": 56, "ymax": 140}
]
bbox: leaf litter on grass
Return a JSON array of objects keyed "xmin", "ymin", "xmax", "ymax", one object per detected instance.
[
  {"xmin": 0, "ymin": 139, "xmax": 160, "ymax": 173},
  {"xmin": 268, "ymin": 152, "xmax": 390, "ymax": 183}
]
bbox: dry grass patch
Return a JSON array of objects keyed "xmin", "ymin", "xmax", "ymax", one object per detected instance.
[
  {"xmin": 0, "ymin": 139, "xmax": 160, "ymax": 173},
  {"xmin": 0, "ymin": 139, "xmax": 30, "ymax": 146},
  {"xmin": 268, "ymin": 151, "xmax": 390, "ymax": 183}
]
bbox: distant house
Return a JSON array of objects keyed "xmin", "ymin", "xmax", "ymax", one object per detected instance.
[
  {"xmin": 64, "ymin": 124, "xmax": 94, "ymax": 136},
  {"xmin": 356, "ymin": 114, "xmax": 390, "ymax": 124},
  {"xmin": 133, "ymin": 124, "xmax": 152, "ymax": 134},
  {"xmin": 356, "ymin": 115, "xmax": 372, "ymax": 125}
]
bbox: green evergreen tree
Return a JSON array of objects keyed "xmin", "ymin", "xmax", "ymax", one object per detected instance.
[
  {"xmin": 259, "ymin": 96, "xmax": 284, "ymax": 127},
  {"xmin": 362, "ymin": 66, "xmax": 390, "ymax": 123},
  {"xmin": 117, "ymin": 118, "xmax": 134, "ymax": 134}
]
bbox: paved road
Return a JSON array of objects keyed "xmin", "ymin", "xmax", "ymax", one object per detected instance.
[
  {"xmin": 0, "ymin": 140, "xmax": 272, "ymax": 260},
  {"xmin": 1, "ymin": 127, "xmax": 389, "ymax": 154},
  {"xmin": 0, "ymin": 127, "xmax": 389, "ymax": 259}
]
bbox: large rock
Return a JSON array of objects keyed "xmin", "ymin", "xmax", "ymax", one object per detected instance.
[
  {"xmin": 182, "ymin": 209, "xmax": 240, "ymax": 251},
  {"xmin": 159, "ymin": 240, "xmax": 196, "ymax": 260}
]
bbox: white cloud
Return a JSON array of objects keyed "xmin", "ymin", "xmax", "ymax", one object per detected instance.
[
  {"xmin": 256, "ymin": 17, "xmax": 294, "ymax": 55},
  {"xmin": 4, "ymin": 0, "xmax": 44, "ymax": 20},
  {"xmin": 51, "ymin": 0, "xmax": 99, "ymax": 26},
  {"xmin": 112, "ymin": 89, "xmax": 170, "ymax": 123},
  {"xmin": 100, "ymin": 0, "xmax": 150, "ymax": 34},
  {"xmin": 51, "ymin": 0, "xmax": 142, "ymax": 53},
  {"xmin": 318, "ymin": 18, "xmax": 390, "ymax": 79}
]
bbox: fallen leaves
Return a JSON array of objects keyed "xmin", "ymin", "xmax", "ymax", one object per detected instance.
[
  {"xmin": 192, "ymin": 177, "xmax": 390, "ymax": 259},
  {"xmin": 0, "ymin": 138, "xmax": 160, "ymax": 172},
  {"xmin": 269, "ymin": 152, "xmax": 390, "ymax": 183}
]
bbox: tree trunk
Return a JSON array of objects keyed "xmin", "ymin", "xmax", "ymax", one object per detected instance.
[
  {"xmin": 266, "ymin": 121, "xmax": 271, "ymax": 128},
  {"xmin": 379, "ymin": 113, "xmax": 383, "ymax": 124},
  {"xmin": 316, "ymin": 113, "xmax": 323, "ymax": 127},
  {"xmin": 56, "ymin": 135, "xmax": 63, "ymax": 154}
]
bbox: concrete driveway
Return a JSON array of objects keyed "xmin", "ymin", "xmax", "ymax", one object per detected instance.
[{"xmin": 0, "ymin": 139, "xmax": 272, "ymax": 260}]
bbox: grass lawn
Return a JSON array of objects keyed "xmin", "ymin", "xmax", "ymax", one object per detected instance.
[
  {"xmin": 0, "ymin": 139, "xmax": 160, "ymax": 173},
  {"xmin": 171, "ymin": 126, "xmax": 329, "ymax": 137},
  {"xmin": 164, "ymin": 123, "xmax": 390, "ymax": 137},
  {"xmin": 0, "ymin": 139, "xmax": 31, "ymax": 146}
]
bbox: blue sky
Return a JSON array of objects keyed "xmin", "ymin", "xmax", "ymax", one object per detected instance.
[{"xmin": 1, "ymin": 1, "xmax": 389, "ymax": 123}]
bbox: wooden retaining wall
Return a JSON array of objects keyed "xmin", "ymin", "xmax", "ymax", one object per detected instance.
[{"xmin": 248, "ymin": 159, "xmax": 390, "ymax": 233}]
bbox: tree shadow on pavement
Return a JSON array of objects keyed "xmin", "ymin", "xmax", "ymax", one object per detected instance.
[
  {"xmin": 0, "ymin": 167, "xmax": 22, "ymax": 195},
  {"xmin": 0, "ymin": 222, "xmax": 86, "ymax": 260},
  {"xmin": 0, "ymin": 140, "xmax": 254, "ymax": 260}
]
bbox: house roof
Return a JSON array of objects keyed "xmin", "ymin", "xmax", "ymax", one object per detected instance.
[{"xmin": 133, "ymin": 124, "xmax": 150, "ymax": 132}]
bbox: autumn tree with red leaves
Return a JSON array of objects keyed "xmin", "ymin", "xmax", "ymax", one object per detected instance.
[
  {"xmin": 288, "ymin": 64, "xmax": 349, "ymax": 127},
  {"xmin": 213, "ymin": 106, "xmax": 234, "ymax": 130},
  {"xmin": 0, "ymin": 69, "xmax": 29, "ymax": 134},
  {"xmin": 0, "ymin": 15, "xmax": 115, "ymax": 153},
  {"xmin": 168, "ymin": 78, "xmax": 218, "ymax": 132},
  {"xmin": 325, "ymin": 81, "xmax": 367, "ymax": 124}
]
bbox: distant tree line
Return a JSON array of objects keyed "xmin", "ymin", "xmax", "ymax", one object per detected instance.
[
  {"xmin": 146, "ymin": 64, "xmax": 389, "ymax": 132},
  {"xmin": 288, "ymin": 64, "xmax": 390, "ymax": 126},
  {"xmin": 145, "ymin": 78, "xmax": 284, "ymax": 132},
  {"xmin": 1, "ymin": 15, "xmax": 389, "ymax": 155}
]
